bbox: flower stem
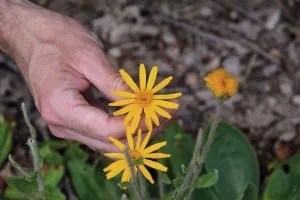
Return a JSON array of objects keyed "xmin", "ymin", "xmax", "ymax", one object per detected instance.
[
  {"xmin": 186, "ymin": 101, "xmax": 222, "ymax": 199},
  {"xmin": 9, "ymin": 154, "xmax": 31, "ymax": 177},
  {"xmin": 124, "ymin": 148, "xmax": 143, "ymax": 200},
  {"xmin": 22, "ymin": 103, "xmax": 44, "ymax": 197},
  {"xmin": 138, "ymin": 171, "xmax": 146, "ymax": 199},
  {"xmin": 158, "ymin": 170, "xmax": 165, "ymax": 200},
  {"xmin": 174, "ymin": 127, "xmax": 203, "ymax": 200}
]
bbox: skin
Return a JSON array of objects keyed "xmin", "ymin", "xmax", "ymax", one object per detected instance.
[{"xmin": 0, "ymin": 0, "xmax": 175, "ymax": 152}]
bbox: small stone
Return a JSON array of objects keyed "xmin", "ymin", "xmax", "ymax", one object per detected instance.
[
  {"xmin": 293, "ymin": 95, "xmax": 300, "ymax": 106},
  {"xmin": 166, "ymin": 46, "xmax": 180, "ymax": 60},
  {"xmin": 162, "ymin": 31, "xmax": 176, "ymax": 44},
  {"xmin": 280, "ymin": 83, "xmax": 293, "ymax": 96},
  {"xmin": 185, "ymin": 72, "xmax": 200, "ymax": 89},
  {"xmin": 195, "ymin": 90, "xmax": 213, "ymax": 101},
  {"xmin": 223, "ymin": 56, "xmax": 240, "ymax": 76},
  {"xmin": 267, "ymin": 96, "xmax": 277, "ymax": 107},
  {"xmin": 199, "ymin": 6, "xmax": 213, "ymax": 17},
  {"xmin": 279, "ymin": 131, "xmax": 296, "ymax": 142},
  {"xmin": 263, "ymin": 64, "xmax": 278, "ymax": 76},
  {"xmin": 108, "ymin": 47, "xmax": 122, "ymax": 58}
]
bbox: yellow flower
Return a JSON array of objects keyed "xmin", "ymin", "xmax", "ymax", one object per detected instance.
[
  {"xmin": 103, "ymin": 128, "xmax": 170, "ymax": 185},
  {"xmin": 109, "ymin": 64, "xmax": 182, "ymax": 133},
  {"xmin": 204, "ymin": 68, "xmax": 238, "ymax": 99}
]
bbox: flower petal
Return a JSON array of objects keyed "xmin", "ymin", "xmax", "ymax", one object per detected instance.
[
  {"xmin": 153, "ymin": 105, "xmax": 171, "ymax": 119},
  {"xmin": 119, "ymin": 69, "xmax": 140, "ymax": 92},
  {"xmin": 139, "ymin": 64, "xmax": 147, "ymax": 90},
  {"xmin": 104, "ymin": 153, "xmax": 125, "ymax": 159},
  {"xmin": 109, "ymin": 99, "xmax": 135, "ymax": 107},
  {"xmin": 123, "ymin": 105, "xmax": 141, "ymax": 126},
  {"xmin": 144, "ymin": 153, "xmax": 171, "ymax": 159},
  {"xmin": 104, "ymin": 159, "xmax": 126, "ymax": 172},
  {"xmin": 151, "ymin": 76, "xmax": 173, "ymax": 94},
  {"xmin": 106, "ymin": 165, "xmax": 125, "ymax": 179},
  {"xmin": 108, "ymin": 137, "xmax": 125, "ymax": 151},
  {"xmin": 126, "ymin": 127, "xmax": 134, "ymax": 150},
  {"xmin": 144, "ymin": 108, "xmax": 153, "ymax": 131},
  {"xmin": 121, "ymin": 167, "xmax": 130, "ymax": 183},
  {"xmin": 143, "ymin": 159, "xmax": 168, "ymax": 172},
  {"xmin": 140, "ymin": 130, "xmax": 152, "ymax": 150},
  {"xmin": 112, "ymin": 90, "xmax": 136, "ymax": 98},
  {"xmin": 143, "ymin": 141, "xmax": 167, "ymax": 154},
  {"xmin": 136, "ymin": 129, "xmax": 142, "ymax": 150},
  {"xmin": 154, "ymin": 93, "xmax": 182, "ymax": 100},
  {"xmin": 146, "ymin": 66, "xmax": 158, "ymax": 90},
  {"xmin": 150, "ymin": 110, "xmax": 160, "ymax": 126},
  {"xmin": 138, "ymin": 165, "xmax": 154, "ymax": 184},
  {"xmin": 153, "ymin": 100, "xmax": 179, "ymax": 109},
  {"xmin": 112, "ymin": 104, "xmax": 135, "ymax": 116},
  {"xmin": 130, "ymin": 111, "xmax": 142, "ymax": 134}
]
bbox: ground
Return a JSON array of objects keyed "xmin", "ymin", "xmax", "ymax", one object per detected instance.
[{"xmin": 1, "ymin": 0, "xmax": 300, "ymax": 197}]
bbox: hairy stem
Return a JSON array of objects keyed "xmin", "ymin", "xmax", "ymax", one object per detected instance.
[
  {"xmin": 138, "ymin": 171, "xmax": 146, "ymax": 199},
  {"xmin": 158, "ymin": 171, "xmax": 165, "ymax": 200},
  {"xmin": 175, "ymin": 127, "xmax": 203, "ymax": 200},
  {"xmin": 186, "ymin": 101, "xmax": 222, "ymax": 199},
  {"xmin": 9, "ymin": 154, "xmax": 31, "ymax": 177},
  {"xmin": 22, "ymin": 103, "xmax": 44, "ymax": 196},
  {"xmin": 124, "ymin": 148, "xmax": 143, "ymax": 200}
]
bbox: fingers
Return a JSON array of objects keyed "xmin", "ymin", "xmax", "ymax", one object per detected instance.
[{"xmin": 79, "ymin": 44, "xmax": 131, "ymax": 101}]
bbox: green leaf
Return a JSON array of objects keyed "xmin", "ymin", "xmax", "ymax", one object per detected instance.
[
  {"xmin": 39, "ymin": 144, "xmax": 63, "ymax": 165},
  {"xmin": 173, "ymin": 176, "xmax": 184, "ymax": 189},
  {"xmin": 118, "ymin": 181, "xmax": 132, "ymax": 189},
  {"xmin": 44, "ymin": 164, "xmax": 65, "ymax": 188},
  {"xmin": 160, "ymin": 173, "xmax": 172, "ymax": 184},
  {"xmin": 237, "ymin": 183, "xmax": 257, "ymax": 200},
  {"xmin": 3, "ymin": 187, "xmax": 24, "ymax": 200},
  {"xmin": 64, "ymin": 143, "xmax": 89, "ymax": 161},
  {"xmin": 263, "ymin": 152, "xmax": 300, "ymax": 200},
  {"xmin": 67, "ymin": 159, "xmax": 109, "ymax": 200},
  {"xmin": 202, "ymin": 121, "xmax": 260, "ymax": 200},
  {"xmin": 159, "ymin": 124, "xmax": 195, "ymax": 176},
  {"xmin": 181, "ymin": 164, "xmax": 188, "ymax": 174},
  {"xmin": 44, "ymin": 188, "xmax": 66, "ymax": 200},
  {"xmin": 6, "ymin": 176, "xmax": 37, "ymax": 196},
  {"xmin": 194, "ymin": 169, "xmax": 219, "ymax": 188},
  {"xmin": 0, "ymin": 115, "xmax": 13, "ymax": 168}
]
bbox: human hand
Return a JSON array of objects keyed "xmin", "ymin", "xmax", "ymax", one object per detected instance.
[{"xmin": 0, "ymin": 0, "xmax": 175, "ymax": 152}]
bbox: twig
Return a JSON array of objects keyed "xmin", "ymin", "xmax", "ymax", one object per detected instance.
[
  {"xmin": 22, "ymin": 103, "xmax": 44, "ymax": 196},
  {"xmin": 155, "ymin": 15, "xmax": 279, "ymax": 64},
  {"xmin": 175, "ymin": 127, "xmax": 203, "ymax": 200},
  {"xmin": 186, "ymin": 101, "xmax": 222, "ymax": 200},
  {"xmin": 9, "ymin": 155, "xmax": 31, "ymax": 177},
  {"xmin": 124, "ymin": 148, "xmax": 143, "ymax": 200}
]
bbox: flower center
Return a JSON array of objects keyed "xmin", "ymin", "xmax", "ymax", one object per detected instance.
[
  {"xmin": 129, "ymin": 150, "xmax": 144, "ymax": 165},
  {"xmin": 135, "ymin": 90, "xmax": 153, "ymax": 108}
]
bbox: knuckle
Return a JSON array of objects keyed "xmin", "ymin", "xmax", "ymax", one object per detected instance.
[{"xmin": 112, "ymin": 75, "xmax": 129, "ymax": 91}]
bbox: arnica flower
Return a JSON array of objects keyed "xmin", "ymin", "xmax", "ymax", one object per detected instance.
[
  {"xmin": 103, "ymin": 128, "xmax": 170, "ymax": 185},
  {"xmin": 204, "ymin": 68, "xmax": 238, "ymax": 99},
  {"xmin": 109, "ymin": 64, "xmax": 182, "ymax": 133}
]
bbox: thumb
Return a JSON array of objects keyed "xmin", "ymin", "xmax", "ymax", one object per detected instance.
[{"xmin": 81, "ymin": 47, "xmax": 132, "ymax": 101}]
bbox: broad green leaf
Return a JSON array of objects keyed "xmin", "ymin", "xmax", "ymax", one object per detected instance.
[
  {"xmin": 64, "ymin": 143, "xmax": 89, "ymax": 161},
  {"xmin": 237, "ymin": 183, "xmax": 257, "ymax": 200},
  {"xmin": 195, "ymin": 169, "xmax": 219, "ymax": 188},
  {"xmin": 6, "ymin": 176, "xmax": 37, "ymax": 196},
  {"xmin": 39, "ymin": 144, "xmax": 63, "ymax": 165},
  {"xmin": 0, "ymin": 115, "xmax": 13, "ymax": 168},
  {"xmin": 263, "ymin": 152, "xmax": 300, "ymax": 200},
  {"xmin": 202, "ymin": 121, "xmax": 259, "ymax": 200},
  {"xmin": 67, "ymin": 159, "xmax": 109, "ymax": 200},
  {"xmin": 159, "ymin": 124, "xmax": 195, "ymax": 176},
  {"xmin": 44, "ymin": 188, "xmax": 66, "ymax": 200},
  {"xmin": 44, "ymin": 164, "xmax": 65, "ymax": 188},
  {"xmin": 3, "ymin": 187, "xmax": 24, "ymax": 200}
]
